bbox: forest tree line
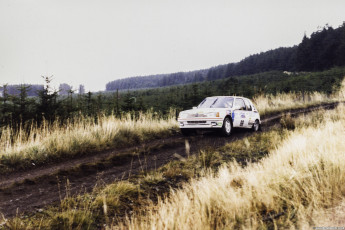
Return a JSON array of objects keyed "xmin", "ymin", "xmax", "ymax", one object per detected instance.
[
  {"xmin": 1, "ymin": 67, "xmax": 344, "ymax": 130},
  {"xmin": 106, "ymin": 23, "xmax": 345, "ymax": 91}
]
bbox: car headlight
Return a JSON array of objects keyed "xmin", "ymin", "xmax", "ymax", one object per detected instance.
[{"xmin": 204, "ymin": 112, "xmax": 220, "ymax": 117}]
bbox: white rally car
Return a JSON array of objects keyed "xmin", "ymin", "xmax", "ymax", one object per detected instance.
[{"xmin": 178, "ymin": 96, "xmax": 261, "ymax": 136}]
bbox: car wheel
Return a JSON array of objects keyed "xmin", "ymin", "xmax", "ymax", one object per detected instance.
[
  {"xmin": 181, "ymin": 128, "xmax": 195, "ymax": 136},
  {"xmin": 221, "ymin": 117, "xmax": 232, "ymax": 136},
  {"xmin": 252, "ymin": 119, "xmax": 260, "ymax": 132}
]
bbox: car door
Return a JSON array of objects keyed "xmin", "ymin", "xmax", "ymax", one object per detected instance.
[
  {"xmin": 232, "ymin": 98, "xmax": 249, "ymax": 128},
  {"xmin": 244, "ymin": 98, "xmax": 254, "ymax": 128}
]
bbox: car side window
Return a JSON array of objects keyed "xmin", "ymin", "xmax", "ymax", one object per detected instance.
[
  {"xmin": 224, "ymin": 98, "xmax": 234, "ymax": 108},
  {"xmin": 244, "ymin": 99, "xmax": 252, "ymax": 111},
  {"xmin": 234, "ymin": 99, "xmax": 246, "ymax": 110}
]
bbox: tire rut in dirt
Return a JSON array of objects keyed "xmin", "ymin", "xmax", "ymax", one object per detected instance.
[{"xmin": 0, "ymin": 131, "xmax": 250, "ymax": 217}]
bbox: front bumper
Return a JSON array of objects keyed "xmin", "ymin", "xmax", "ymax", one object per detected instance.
[{"xmin": 177, "ymin": 119, "xmax": 223, "ymax": 129}]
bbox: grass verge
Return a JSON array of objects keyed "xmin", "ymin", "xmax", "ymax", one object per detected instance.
[
  {"xmin": 0, "ymin": 110, "xmax": 179, "ymax": 173},
  {"xmin": 254, "ymin": 77, "xmax": 345, "ymax": 116},
  {"xmin": 4, "ymin": 103, "xmax": 343, "ymax": 229},
  {"xmin": 0, "ymin": 122, "xmax": 288, "ymax": 229},
  {"xmin": 122, "ymin": 104, "xmax": 345, "ymax": 229}
]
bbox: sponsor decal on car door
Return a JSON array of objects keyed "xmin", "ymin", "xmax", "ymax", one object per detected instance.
[
  {"xmin": 244, "ymin": 99, "xmax": 254, "ymax": 128},
  {"xmin": 233, "ymin": 98, "xmax": 249, "ymax": 127},
  {"xmin": 233, "ymin": 110, "xmax": 249, "ymax": 127}
]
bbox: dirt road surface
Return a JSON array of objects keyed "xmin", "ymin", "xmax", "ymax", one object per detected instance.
[{"xmin": 0, "ymin": 102, "xmax": 341, "ymax": 218}]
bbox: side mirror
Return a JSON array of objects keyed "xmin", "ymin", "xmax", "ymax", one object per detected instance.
[{"xmin": 192, "ymin": 106, "xmax": 197, "ymax": 109}]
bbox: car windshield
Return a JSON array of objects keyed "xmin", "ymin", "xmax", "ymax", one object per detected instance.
[{"xmin": 198, "ymin": 97, "xmax": 234, "ymax": 108}]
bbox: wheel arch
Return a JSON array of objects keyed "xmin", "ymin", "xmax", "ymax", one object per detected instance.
[
  {"xmin": 224, "ymin": 115, "xmax": 233, "ymax": 125},
  {"xmin": 253, "ymin": 118, "xmax": 261, "ymax": 131}
]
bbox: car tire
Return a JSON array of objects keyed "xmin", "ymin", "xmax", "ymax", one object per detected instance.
[
  {"xmin": 252, "ymin": 119, "xmax": 260, "ymax": 132},
  {"xmin": 221, "ymin": 117, "xmax": 232, "ymax": 136},
  {"xmin": 181, "ymin": 128, "xmax": 195, "ymax": 136}
]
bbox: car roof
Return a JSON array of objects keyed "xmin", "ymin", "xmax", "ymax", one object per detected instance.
[{"xmin": 206, "ymin": 96, "xmax": 249, "ymax": 100}]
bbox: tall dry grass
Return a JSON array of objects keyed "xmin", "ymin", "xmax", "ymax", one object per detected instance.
[
  {"xmin": 122, "ymin": 104, "xmax": 345, "ymax": 229},
  {"xmin": 1, "ymin": 79, "xmax": 344, "ymax": 172},
  {"xmin": 0, "ymin": 111, "xmax": 178, "ymax": 171},
  {"xmin": 254, "ymin": 78, "xmax": 345, "ymax": 115}
]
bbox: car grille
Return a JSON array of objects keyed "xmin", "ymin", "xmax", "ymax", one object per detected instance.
[
  {"xmin": 187, "ymin": 114, "xmax": 207, "ymax": 118},
  {"xmin": 187, "ymin": 121, "xmax": 207, "ymax": 124}
]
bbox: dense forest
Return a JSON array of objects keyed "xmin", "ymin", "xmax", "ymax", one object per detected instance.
[
  {"xmin": 121, "ymin": 67, "xmax": 345, "ymax": 112},
  {"xmin": 106, "ymin": 69, "xmax": 209, "ymax": 91},
  {"xmin": 106, "ymin": 23, "xmax": 345, "ymax": 91}
]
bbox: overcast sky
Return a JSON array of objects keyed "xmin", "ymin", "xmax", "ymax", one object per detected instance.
[{"xmin": 0, "ymin": 0, "xmax": 344, "ymax": 92}]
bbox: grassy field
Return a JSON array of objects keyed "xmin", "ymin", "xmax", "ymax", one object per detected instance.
[
  {"xmin": 122, "ymin": 104, "xmax": 345, "ymax": 229},
  {"xmin": 0, "ymin": 120, "xmax": 284, "ymax": 229},
  {"xmin": 254, "ymin": 77, "xmax": 345, "ymax": 115},
  {"xmin": 0, "ymin": 110, "xmax": 179, "ymax": 173},
  {"xmin": 3, "ymin": 102, "xmax": 345, "ymax": 229},
  {"xmin": 0, "ymin": 78, "xmax": 344, "ymax": 173}
]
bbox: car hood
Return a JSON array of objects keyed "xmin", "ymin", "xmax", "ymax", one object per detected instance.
[
  {"xmin": 183, "ymin": 108, "xmax": 229, "ymax": 113},
  {"xmin": 180, "ymin": 108, "xmax": 231, "ymax": 117}
]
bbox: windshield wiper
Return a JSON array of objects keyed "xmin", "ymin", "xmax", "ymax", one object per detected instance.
[
  {"xmin": 199, "ymin": 99, "xmax": 206, "ymax": 107},
  {"xmin": 210, "ymin": 98, "xmax": 218, "ymax": 108}
]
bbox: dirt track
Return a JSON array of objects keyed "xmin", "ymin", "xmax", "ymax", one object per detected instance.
[{"xmin": 0, "ymin": 102, "xmax": 341, "ymax": 218}]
